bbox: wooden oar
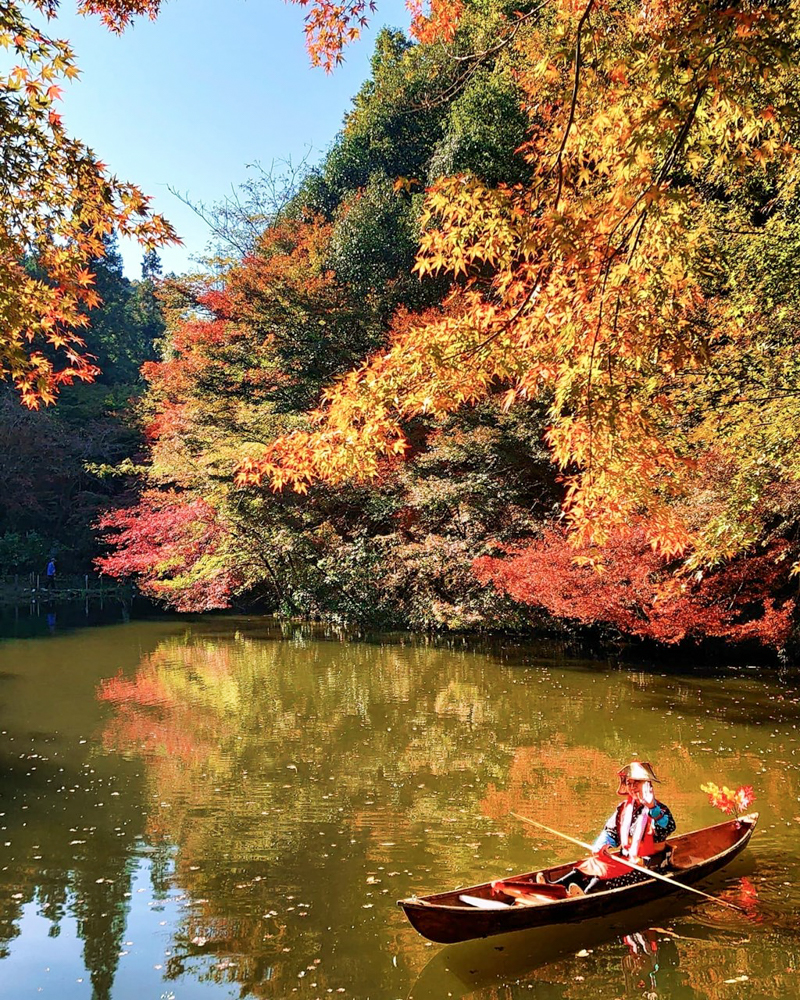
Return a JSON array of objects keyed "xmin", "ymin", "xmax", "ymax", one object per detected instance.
[{"xmin": 510, "ymin": 811, "xmax": 744, "ymax": 913}]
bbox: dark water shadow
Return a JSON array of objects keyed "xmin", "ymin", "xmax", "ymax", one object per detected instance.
[
  {"xmin": 0, "ymin": 597, "xmax": 174, "ymax": 641},
  {"xmin": 204, "ymin": 615, "xmax": 797, "ymax": 680},
  {"xmin": 626, "ymin": 679, "xmax": 800, "ymax": 726},
  {"xmin": 1, "ymin": 605, "xmax": 795, "ymax": 681}
]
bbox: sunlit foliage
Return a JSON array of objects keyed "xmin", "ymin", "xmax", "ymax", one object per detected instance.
[
  {"xmin": 0, "ymin": 1, "xmax": 176, "ymax": 406},
  {"xmin": 249, "ymin": 2, "xmax": 800, "ymax": 568},
  {"xmin": 86, "ymin": 0, "xmax": 800, "ymax": 648}
]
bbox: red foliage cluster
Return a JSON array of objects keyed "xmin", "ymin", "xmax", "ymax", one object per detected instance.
[
  {"xmin": 72, "ymin": 0, "xmax": 161, "ymax": 30},
  {"xmin": 226, "ymin": 217, "xmax": 341, "ymax": 327},
  {"xmin": 473, "ymin": 525, "xmax": 795, "ymax": 647},
  {"xmin": 141, "ymin": 280, "xmax": 284, "ymax": 437},
  {"xmin": 700, "ymin": 782, "xmax": 755, "ymax": 816},
  {"xmin": 95, "ymin": 490, "xmax": 240, "ymax": 611},
  {"xmin": 141, "ymin": 318, "xmax": 229, "ymax": 403}
]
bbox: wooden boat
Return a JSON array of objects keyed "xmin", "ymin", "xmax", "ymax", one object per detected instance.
[{"xmin": 398, "ymin": 813, "xmax": 757, "ymax": 944}]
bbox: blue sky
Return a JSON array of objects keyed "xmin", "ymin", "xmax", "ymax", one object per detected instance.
[{"xmin": 53, "ymin": 0, "xmax": 412, "ymax": 276}]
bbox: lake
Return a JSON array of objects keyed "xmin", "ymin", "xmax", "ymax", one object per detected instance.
[{"xmin": 0, "ymin": 611, "xmax": 797, "ymax": 999}]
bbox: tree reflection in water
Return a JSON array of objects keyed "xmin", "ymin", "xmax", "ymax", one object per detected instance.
[{"xmin": 1, "ymin": 619, "xmax": 798, "ymax": 1000}]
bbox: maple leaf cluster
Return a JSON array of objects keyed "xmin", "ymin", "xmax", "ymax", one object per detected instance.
[
  {"xmin": 0, "ymin": 1, "xmax": 177, "ymax": 408},
  {"xmin": 406, "ymin": 0, "xmax": 464, "ymax": 46},
  {"xmin": 700, "ymin": 782, "xmax": 756, "ymax": 817},
  {"xmin": 293, "ymin": 0, "xmax": 377, "ymax": 71},
  {"xmin": 288, "ymin": 0, "xmax": 466, "ymax": 70},
  {"xmin": 95, "ymin": 489, "xmax": 242, "ymax": 612},
  {"xmin": 31, "ymin": 0, "xmax": 161, "ymax": 25}
]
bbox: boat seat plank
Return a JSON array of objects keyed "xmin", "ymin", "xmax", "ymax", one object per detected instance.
[{"xmin": 458, "ymin": 895, "xmax": 511, "ymax": 909}]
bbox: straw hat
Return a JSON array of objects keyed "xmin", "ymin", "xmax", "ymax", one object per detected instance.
[{"xmin": 616, "ymin": 760, "xmax": 660, "ymax": 794}]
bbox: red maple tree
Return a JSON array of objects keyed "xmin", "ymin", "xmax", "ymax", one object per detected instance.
[
  {"xmin": 474, "ymin": 524, "xmax": 795, "ymax": 647},
  {"xmin": 96, "ymin": 490, "xmax": 241, "ymax": 611}
]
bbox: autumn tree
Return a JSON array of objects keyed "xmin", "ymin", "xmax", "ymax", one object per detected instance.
[
  {"xmin": 243, "ymin": 2, "xmax": 800, "ymax": 569},
  {"xmin": 95, "ymin": 5, "xmax": 555, "ymax": 622}
]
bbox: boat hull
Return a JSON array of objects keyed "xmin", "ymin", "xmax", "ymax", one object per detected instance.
[{"xmin": 398, "ymin": 814, "xmax": 757, "ymax": 944}]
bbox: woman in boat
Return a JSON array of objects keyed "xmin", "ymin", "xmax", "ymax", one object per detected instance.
[{"xmin": 545, "ymin": 760, "xmax": 676, "ymax": 895}]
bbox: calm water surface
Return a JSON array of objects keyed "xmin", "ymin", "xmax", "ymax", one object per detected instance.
[{"xmin": 0, "ymin": 614, "xmax": 798, "ymax": 1000}]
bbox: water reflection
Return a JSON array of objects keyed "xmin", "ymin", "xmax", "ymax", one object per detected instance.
[
  {"xmin": 621, "ymin": 928, "xmax": 662, "ymax": 996},
  {"xmin": 409, "ymin": 908, "xmax": 797, "ymax": 1000},
  {"xmin": 0, "ymin": 596, "xmax": 146, "ymax": 640},
  {"xmin": 0, "ymin": 618, "xmax": 797, "ymax": 999}
]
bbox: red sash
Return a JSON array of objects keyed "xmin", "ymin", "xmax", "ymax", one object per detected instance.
[{"xmin": 577, "ymin": 799, "xmax": 661, "ymax": 880}]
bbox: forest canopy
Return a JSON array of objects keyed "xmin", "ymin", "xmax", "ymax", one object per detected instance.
[{"xmin": 2, "ymin": 0, "xmax": 799, "ymax": 652}]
